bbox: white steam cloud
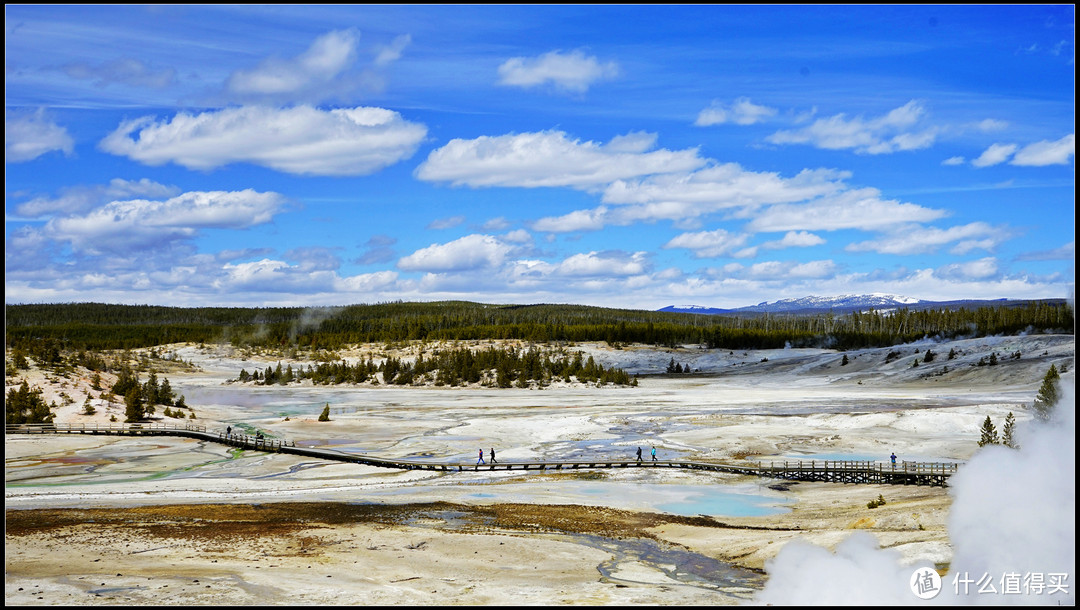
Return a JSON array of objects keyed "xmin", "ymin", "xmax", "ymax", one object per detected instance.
[{"xmin": 756, "ymin": 381, "xmax": 1075, "ymax": 605}]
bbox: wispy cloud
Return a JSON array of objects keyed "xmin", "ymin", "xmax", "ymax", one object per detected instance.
[
  {"xmin": 845, "ymin": 222, "xmax": 1009, "ymax": 256},
  {"xmin": 14, "ymin": 178, "xmax": 180, "ymax": 218},
  {"xmin": 62, "ymin": 57, "xmax": 176, "ymax": 89},
  {"xmin": 695, "ymin": 97, "xmax": 778, "ymax": 126},
  {"xmin": 427, "ymin": 215, "xmax": 466, "ymax": 230},
  {"xmin": 1016, "ymin": 240, "xmax": 1074, "ymax": 262},
  {"xmin": 972, "ymin": 143, "xmax": 1019, "ymax": 167},
  {"xmin": 497, "ymin": 49, "xmax": 618, "ymax": 94},
  {"xmin": 766, "ymin": 100, "xmax": 937, "ymax": 155},
  {"xmin": 1011, "ymin": 134, "xmax": 1075, "ymax": 166},
  {"xmin": 974, "ymin": 118, "xmax": 1009, "ymax": 132},
  {"xmin": 745, "ymin": 259, "xmax": 838, "ymax": 279},
  {"xmin": 5, "ymin": 108, "xmax": 75, "ymax": 162},
  {"xmin": 971, "ymin": 134, "xmax": 1074, "ymax": 168},
  {"xmin": 374, "ymin": 34, "xmax": 411, "ymax": 67},
  {"xmin": 226, "ymin": 29, "xmax": 361, "ymax": 103},
  {"xmin": 354, "ymin": 234, "xmax": 397, "ymax": 265},
  {"xmin": 99, "ymin": 105, "xmax": 427, "ymax": 176},
  {"xmin": 283, "ymin": 246, "xmax": 343, "ymax": 272}
]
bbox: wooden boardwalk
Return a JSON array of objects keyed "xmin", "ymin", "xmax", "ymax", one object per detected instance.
[{"xmin": 6, "ymin": 423, "xmax": 959, "ymax": 487}]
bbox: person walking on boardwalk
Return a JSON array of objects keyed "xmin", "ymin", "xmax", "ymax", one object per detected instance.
[
  {"xmin": 490, "ymin": 448, "xmax": 497, "ymax": 464},
  {"xmin": 890, "ymin": 452, "xmax": 897, "ymax": 468},
  {"xmin": 226, "ymin": 426, "xmax": 231, "ymax": 438},
  {"xmin": 636, "ymin": 446, "xmax": 643, "ymax": 463},
  {"xmin": 477, "ymin": 448, "xmax": 485, "ymax": 465},
  {"xmin": 651, "ymin": 446, "xmax": 657, "ymax": 462}
]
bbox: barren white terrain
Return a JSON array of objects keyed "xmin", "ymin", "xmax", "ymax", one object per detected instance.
[{"xmin": 6, "ymin": 333, "xmax": 1075, "ymax": 605}]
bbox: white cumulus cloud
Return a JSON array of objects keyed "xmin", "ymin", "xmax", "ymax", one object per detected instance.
[
  {"xmin": 415, "ymin": 130, "xmax": 704, "ymax": 190},
  {"xmin": 935, "ymin": 257, "xmax": 1000, "ymax": 280},
  {"xmin": 555, "ymin": 251, "xmax": 650, "ymax": 277},
  {"xmin": 99, "ymin": 105, "xmax": 427, "ymax": 176},
  {"xmin": 497, "ymin": 49, "xmax": 618, "ymax": 93},
  {"xmin": 397, "ymin": 234, "xmax": 518, "ymax": 272},
  {"xmin": 531, "ymin": 207, "xmax": 610, "ymax": 233},
  {"xmin": 747, "ymin": 188, "xmax": 948, "ymax": 233},
  {"xmin": 45, "ymin": 189, "xmax": 288, "ymax": 255},
  {"xmin": 663, "ymin": 229, "xmax": 751, "ymax": 259}
]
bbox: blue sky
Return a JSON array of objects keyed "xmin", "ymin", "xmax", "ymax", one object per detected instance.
[{"xmin": 5, "ymin": 5, "xmax": 1075, "ymax": 310}]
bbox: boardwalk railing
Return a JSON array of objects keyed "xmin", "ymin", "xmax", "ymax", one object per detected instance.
[
  {"xmin": 5, "ymin": 422, "xmax": 293, "ymax": 451},
  {"xmin": 756, "ymin": 459, "xmax": 959, "ymax": 487},
  {"xmin": 6, "ymin": 423, "xmax": 959, "ymax": 487},
  {"xmin": 6, "ymin": 422, "xmax": 206, "ymax": 434}
]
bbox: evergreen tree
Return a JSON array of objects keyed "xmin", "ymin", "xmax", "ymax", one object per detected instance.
[
  {"xmin": 112, "ymin": 366, "xmax": 140, "ymax": 398},
  {"xmin": 5, "ymin": 381, "xmax": 56, "ymax": 424},
  {"xmin": 496, "ymin": 362, "xmax": 512, "ymax": 388},
  {"xmin": 318, "ymin": 404, "xmax": 331, "ymax": 421},
  {"xmin": 12, "ymin": 348, "xmax": 29, "ymax": 369},
  {"xmin": 124, "ymin": 388, "xmax": 144, "ymax": 422},
  {"xmin": 1033, "ymin": 364, "xmax": 1061, "ymax": 421},
  {"xmin": 158, "ymin": 377, "xmax": 175, "ymax": 406},
  {"xmin": 143, "ymin": 372, "xmax": 160, "ymax": 405},
  {"xmin": 1002, "ymin": 412, "xmax": 1018, "ymax": 449},
  {"xmin": 841, "ymin": 354, "xmax": 849, "ymax": 366},
  {"xmin": 978, "ymin": 415, "xmax": 999, "ymax": 447}
]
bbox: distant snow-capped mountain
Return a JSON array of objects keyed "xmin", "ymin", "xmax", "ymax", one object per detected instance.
[
  {"xmin": 745, "ymin": 293, "xmax": 924, "ymax": 312},
  {"xmin": 659, "ymin": 294, "xmax": 926, "ymax": 315}
]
